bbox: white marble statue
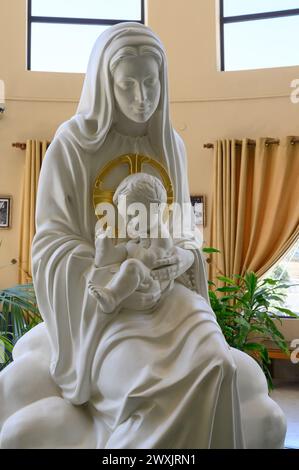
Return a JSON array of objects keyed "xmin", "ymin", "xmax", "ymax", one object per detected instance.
[{"xmin": 0, "ymin": 23, "xmax": 286, "ymax": 449}]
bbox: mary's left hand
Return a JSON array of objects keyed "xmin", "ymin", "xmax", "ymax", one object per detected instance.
[{"xmin": 151, "ymin": 247, "xmax": 194, "ymax": 282}]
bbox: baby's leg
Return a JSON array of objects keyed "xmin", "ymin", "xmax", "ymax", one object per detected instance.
[{"xmin": 89, "ymin": 259, "xmax": 150, "ymax": 313}]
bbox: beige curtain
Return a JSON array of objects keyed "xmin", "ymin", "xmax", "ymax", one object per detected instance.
[
  {"xmin": 210, "ymin": 137, "xmax": 299, "ymax": 283},
  {"xmin": 18, "ymin": 140, "xmax": 49, "ymax": 284}
]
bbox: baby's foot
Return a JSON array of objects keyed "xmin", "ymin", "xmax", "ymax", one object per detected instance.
[{"xmin": 88, "ymin": 282, "xmax": 117, "ymax": 313}]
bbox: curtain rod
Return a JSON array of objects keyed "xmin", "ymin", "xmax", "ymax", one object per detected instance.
[
  {"xmin": 204, "ymin": 138, "xmax": 299, "ymax": 149},
  {"xmin": 12, "ymin": 138, "xmax": 299, "ymax": 151}
]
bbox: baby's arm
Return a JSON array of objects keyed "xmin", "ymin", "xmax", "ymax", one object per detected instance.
[
  {"xmin": 95, "ymin": 230, "xmax": 127, "ymax": 268},
  {"xmin": 150, "ymin": 235, "xmax": 174, "ymax": 257},
  {"xmin": 126, "ymin": 239, "xmax": 160, "ymax": 269}
]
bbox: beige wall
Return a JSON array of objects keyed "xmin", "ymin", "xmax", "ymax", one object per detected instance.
[
  {"xmin": 0, "ymin": 0, "xmax": 299, "ymax": 290},
  {"xmin": 0, "ymin": 0, "xmax": 80, "ymax": 288},
  {"xmin": 148, "ymin": 0, "xmax": 299, "ymax": 239}
]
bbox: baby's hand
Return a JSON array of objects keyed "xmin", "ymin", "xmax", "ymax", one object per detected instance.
[
  {"xmin": 94, "ymin": 225, "xmax": 126, "ymax": 267},
  {"xmin": 95, "ymin": 229, "xmax": 115, "ymax": 267},
  {"xmin": 126, "ymin": 239, "xmax": 141, "ymax": 258}
]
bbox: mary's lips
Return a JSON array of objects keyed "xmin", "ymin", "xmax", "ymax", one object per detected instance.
[
  {"xmin": 135, "ymin": 109, "xmax": 150, "ymax": 115},
  {"xmin": 134, "ymin": 105, "xmax": 150, "ymax": 112}
]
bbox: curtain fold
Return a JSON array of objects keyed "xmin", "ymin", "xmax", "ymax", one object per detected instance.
[
  {"xmin": 210, "ymin": 137, "xmax": 299, "ymax": 283},
  {"xmin": 18, "ymin": 140, "xmax": 49, "ymax": 284}
]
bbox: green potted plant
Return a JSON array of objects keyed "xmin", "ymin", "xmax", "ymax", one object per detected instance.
[
  {"xmin": 0, "ymin": 283, "xmax": 42, "ymax": 370},
  {"xmin": 206, "ymin": 268, "xmax": 298, "ymax": 390}
]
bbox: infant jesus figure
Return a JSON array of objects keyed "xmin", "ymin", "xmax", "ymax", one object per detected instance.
[{"xmin": 88, "ymin": 173, "xmax": 194, "ymax": 314}]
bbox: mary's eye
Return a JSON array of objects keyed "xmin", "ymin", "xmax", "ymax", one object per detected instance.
[
  {"xmin": 117, "ymin": 80, "xmax": 134, "ymax": 90},
  {"xmin": 145, "ymin": 77, "xmax": 158, "ymax": 87}
]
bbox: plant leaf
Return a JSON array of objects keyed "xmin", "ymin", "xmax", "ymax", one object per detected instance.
[
  {"xmin": 216, "ymin": 276, "xmax": 237, "ymax": 285},
  {"xmin": 275, "ymin": 307, "xmax": 299, "ymax": 318},
  {"xmin": 202, "ymin": 247, "xmax": 221, "ymax": 254}
]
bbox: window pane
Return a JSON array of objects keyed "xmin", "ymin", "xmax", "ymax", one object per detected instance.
[
  {"xmin": 224, "ymin": 16, "xmax": 299, "ymax": 71},
  {"xmin": 224, "ymin": 0, "xmax": 299, "ymax": 17},
  {"xmin": 31, "ymin": 0, "xmax": 142, "ymax": 21},
  {"xmin": 264, "ymin": 239, "xmax": 299, "ymax": 316},
  {"xmin": 31, "ymin": 23, "xmax": 109, "ymax": 73}
]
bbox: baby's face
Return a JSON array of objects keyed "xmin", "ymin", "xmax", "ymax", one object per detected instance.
[{"xmin": 117, "ymin": 195, "xmax": 161, "ymax": 237}]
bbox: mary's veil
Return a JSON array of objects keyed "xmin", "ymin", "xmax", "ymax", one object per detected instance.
[{"xmin": 56, "ymin": 22, "xmax": 209, "ymax": 301}]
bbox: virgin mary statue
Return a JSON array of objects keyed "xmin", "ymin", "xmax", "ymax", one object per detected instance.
[{"xmin": 0, "ymin": 23, "xmax": 286, "ymax": 449}]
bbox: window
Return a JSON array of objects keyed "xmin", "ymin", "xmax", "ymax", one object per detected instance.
[
  {"xmin": 220, "ymin": 0, "xmax": 299, "ymax": 71},
  {"xmin": 27, "ymin": 0, "xmax": 145, "ymax": 73},
  {"xmin": 263, "ymin": 238, "xmax": 299, "ymax": 317}
]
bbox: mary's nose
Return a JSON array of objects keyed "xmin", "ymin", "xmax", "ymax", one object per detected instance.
[{"xmin": 134, "ymin": 82, "xmax": 146, "ymax": 103}]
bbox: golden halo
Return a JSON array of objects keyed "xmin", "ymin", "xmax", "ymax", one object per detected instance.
[{"xmin": 93, "ymin": 153, "xmax": 174, "ymax": 218}]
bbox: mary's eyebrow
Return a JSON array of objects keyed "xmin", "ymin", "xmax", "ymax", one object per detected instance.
[
  {"xmin": 116, "ymin": 76, "xmax": 135, "ymax": 81},
  {"xmin": 114, "ymin": 77, "xmax": 135, "ymax": 85},
  {"xmin": 115, "ymin": 72, "xmax": 158, "ymax": 84},
  {"xmin": 144, "ymin": 74, "xmax": 158, "ymax": 80}
]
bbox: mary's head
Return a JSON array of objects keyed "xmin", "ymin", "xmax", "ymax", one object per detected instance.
[{"xmin": 109, "ymin": 45, "xmax": 162, "ymax": 134}]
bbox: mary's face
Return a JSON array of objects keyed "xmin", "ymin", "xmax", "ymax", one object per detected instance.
[{"xmin": 112, "ymin": 55, "xmax": 161, "ymax": 124}]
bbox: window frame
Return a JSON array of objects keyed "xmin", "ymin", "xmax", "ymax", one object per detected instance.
[
  {"xmin": 27, "ymin": 0, "xmax": 145, "ymax": 71},
  {"xmin": 219, "ymin": 0, "xmax": 299, "ymax": 71}
]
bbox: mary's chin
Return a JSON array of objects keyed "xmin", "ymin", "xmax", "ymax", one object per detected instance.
[{"xmin": 125, "ymin": 106, "xmax": 154, "ymax": 124}]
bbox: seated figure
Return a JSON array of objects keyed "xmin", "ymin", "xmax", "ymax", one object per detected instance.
[{"xmin": 0, "ymin": 23, "xmax": 286, "ymax": 449}]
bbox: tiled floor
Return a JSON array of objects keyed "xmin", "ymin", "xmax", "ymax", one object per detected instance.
[{"xmin": 270, "ymin": 381, "xmax": 299, "ymax": 449}]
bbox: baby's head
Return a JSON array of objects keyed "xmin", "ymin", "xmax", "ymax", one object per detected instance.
[
  {"xmin": 113, "ymin": 173, "xmax": 167, "ymax": 206},
  {"xmin": 113, "ymin": 173, "xmax": 168, "ymax": 235}
]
